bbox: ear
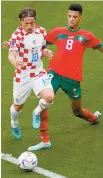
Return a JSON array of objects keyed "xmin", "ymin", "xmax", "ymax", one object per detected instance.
[
  {"xmin": 19, "ymin": 18, "xmax": 23, "ymax": 25},
  {"xmin": 18, "ymin": 18, "xmax": 21, "ymax": 21},
  {"xmin": 80, "ymin": 15, "xmax": 83, "ymax": 23}
]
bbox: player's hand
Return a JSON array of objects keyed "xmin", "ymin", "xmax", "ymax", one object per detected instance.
[
  {"xmin": 42, "ymin": 48, "xmax": 53, "ymax": 59},
  {"xmin": 15, "ymin": 61, "xmax": 24, "ymax": 70},
  {"xmin": 47, "ymin": 49, "xmax": 53, "ymax": 59},
  {"xmin": 2, "ymin": 41, "xmax": 10, "ymax": 48}
]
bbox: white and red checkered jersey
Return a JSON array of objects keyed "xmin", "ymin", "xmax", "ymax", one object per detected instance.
[{"xmin": 9, "ymin": 25, "xmax": 47, "ymax": 83}]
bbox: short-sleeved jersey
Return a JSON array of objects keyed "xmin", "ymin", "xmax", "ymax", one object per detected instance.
[
  {"xmin": 9, "ymin": 25, "xmax": 47, "ymax": 83},
  {"xmin": 46, "ymin": 26, "xmax": 102, "ymax": 81}
]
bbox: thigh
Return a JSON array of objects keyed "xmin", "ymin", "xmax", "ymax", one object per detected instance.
[
  {"xmin": 13, "ymin": 81, "xmax": 32, "ymax": 105},
  {"xmin": 32, "ymin": 72, "xmax": 53, "ymax": 96},
  {"xmin": 61, "ymin": 77, "xmax": 82, "ymax": 100},
  {"xmin": 47, "ymin": 70, "xmax": 61, "ymax": 94}
]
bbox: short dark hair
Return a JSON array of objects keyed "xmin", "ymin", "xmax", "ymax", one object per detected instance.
[
  {"xmin": 68, "ymin": 4, "xmax": 83, "ymax": 14},
  {"xmin": 18, "ymin": 8, "xmax": 36, "ymax": 20}
]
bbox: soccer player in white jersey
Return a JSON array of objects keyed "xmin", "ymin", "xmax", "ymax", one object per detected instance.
[{"xmin": 7, "ymin": 8, "xmax": 54, "ymax": 149}]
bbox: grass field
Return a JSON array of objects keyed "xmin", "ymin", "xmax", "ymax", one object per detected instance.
[{"xmin": 1, "ymin": 1, "xmax": 103, "ymax": 178}]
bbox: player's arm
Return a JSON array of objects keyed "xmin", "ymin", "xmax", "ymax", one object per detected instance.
[
  {"xmin": 42, "ymin": 42, "xmax": 53, "ymax": 59},
  {"xmin": 8, "ymin": 50, "xmax": 24, "ymax": 70},
  {"xmin": 42, "ymin": 48, "xmax": 53, "ymax": 59},
  {"xmin": 93, "ymin": 42, "xmax": 103, "ymax": 52},
  {"xmin": 42, "ymin": 28, "xmax": 58, "ymax": 59},
  {"xmin": 8, "ymin": 50, "xmax": 17, "ymax": 67},
  {"xmin": 45, "ymin": 28, "xmax": 58, "ymax": 44},
  {"xmin": 85, "ymin": 32, "xmax": 103, "ymax": 52},
  {"xmin": 42, "ymin": 29, "xmax": 54, "ymax": 59},
  {"xmin": 8, "ymin": 30, "xmax": 25, "ymax": 69},
  {"xmin": 2, "ymin": 41, "xmax": 10, "ymax": 48}
]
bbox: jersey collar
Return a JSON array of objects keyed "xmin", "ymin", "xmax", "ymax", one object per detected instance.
[{"xmin": 66, "ymin": 26, "xmax": 80, "ymax": 32}]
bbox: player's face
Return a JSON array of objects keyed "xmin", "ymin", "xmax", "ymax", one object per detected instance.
[
  {"xmin": 67, "ymin": 10, "xmax": 82, "ymax": 29},
  {"xmin": 21, "ymin": 17, "xmax": 35, "ymax": 33}
]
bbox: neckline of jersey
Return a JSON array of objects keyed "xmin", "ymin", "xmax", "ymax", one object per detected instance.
[
  {"xmin": 66, "ymin": 26, "xmax": 80, "ymax": 32},
  {"xmin": 20, "ymin": 25, "xmax": 37, "ymax": 34}
]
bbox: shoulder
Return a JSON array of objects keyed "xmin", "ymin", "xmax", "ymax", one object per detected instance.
[
  {"xmin": 10, "ymin": 26, "xmax": 24, "ymax": 40},
  {"xmin": 35, "ymin": 25, "xmax": 46, "ymax": 35},
  {"xmin": 51, "ymin": 26, "xmax": 66, "ymax": 31},
  {"xmin": 48, "ymin": 26, "xmax": 67, "ymax": 34},
  {"xmin": 79, "ymin": 29, "xmax": 96, "ymax": 38}
]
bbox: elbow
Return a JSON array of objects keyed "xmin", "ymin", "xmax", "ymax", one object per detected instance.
[
  {"xmin": 8, "ymin": 55, "xmax": 10, "ymax": 62},
  {"xmin": 8, "ymin": 54, "xmax": 12, "ymax": 63},
  {"xmin": 8, "ymin": 50, "xmax": 16, "ymax": 67},
  {"xmin": 8, "ymin": 53, "xmax": 15, "ymax": 66}
]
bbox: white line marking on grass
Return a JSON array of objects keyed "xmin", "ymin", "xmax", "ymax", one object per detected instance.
[{"xmin": 1, "ymin": 153, "xmax": 68, "ymax": 178}]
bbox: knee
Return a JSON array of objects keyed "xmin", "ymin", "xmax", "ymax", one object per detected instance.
[
  {"xmin": 14, "ymin": 104, "xmax": 23, "ymax": 111},
  {"xmin": 45, "ymin": 92, "xmax": 54, "ymax": 103},
  {"xmin": 40, "ymin": 88, "xmax": 54, "ymax": 103},
  {"xmin": 41, "ymin": 89, "xmax": 54, "ymax": 103},
  {"xmin": 10, "ymin": 104, "xmax": 23, "ymax": 113}
]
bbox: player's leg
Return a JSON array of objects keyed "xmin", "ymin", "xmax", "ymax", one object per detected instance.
[
  {"xmin": 11, "ymin": 81, "xmax": 32, "ymax": 139},
  {"xmin": 71, "ymin": 98, "xmax": 101, "ymax": 123},
  {"xmin": 32, "ymin": 70, "xmax": 60, "ymax": 130},
  {"xmin": 32, "ymin": 74, "xmax": 54, "ymax": 130},
  {"xmin": 28, "ymin": 110, "xmax": 52, "ymax": 151},
  {"xmin": 10, "ymin": 104, "xmax": 23, "ymax": 139},
  {"xmin": 38, "ymin": 71, "xmax": 61, "ymax": 141},
  {"xmin": 28, "ymin": 71, "xmax": 60, "ymax": 150},
  {"xmin": 40, "ymin": 110, "xmax": 50, "ymax": 143},
  {"xmin": 61, "ymin": 77, "xmax": 101, "ymax": 123},
  {"xmin": 34, "ymin": 88, "xmax": 54, "ymax": 116}
]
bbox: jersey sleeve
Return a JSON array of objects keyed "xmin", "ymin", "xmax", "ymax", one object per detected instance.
[
  {"xmin": 46, "ymin": 28, "xmax": 58, "ymax": 44},
  {"xmin": 9, "ymin": 30, "xmax": 20, "ymax": 51},
  {"xmin": 42, "ymin": 29, "xmax": 47, "ymax": 49},
  {"xmin": 85, "ymin": 33, "xmax": 102, "ymax": 49}
]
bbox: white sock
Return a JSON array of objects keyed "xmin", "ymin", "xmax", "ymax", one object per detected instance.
[
  {"xmin": 34, "ymin": 98, "xmax": 53, "ymax": 115},
  {"xmin": 10, "ymin": 105, "xmax": 20, "ymax": 128}
]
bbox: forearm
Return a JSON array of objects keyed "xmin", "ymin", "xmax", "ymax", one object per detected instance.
[{"xmin": 8, "ymin": 50, "xmax": 25, "ymax": 70}]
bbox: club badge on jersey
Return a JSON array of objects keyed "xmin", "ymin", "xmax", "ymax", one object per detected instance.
[{"xmin": 10, "ymin": 40, "xmax": 16, "ymax": 48}]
